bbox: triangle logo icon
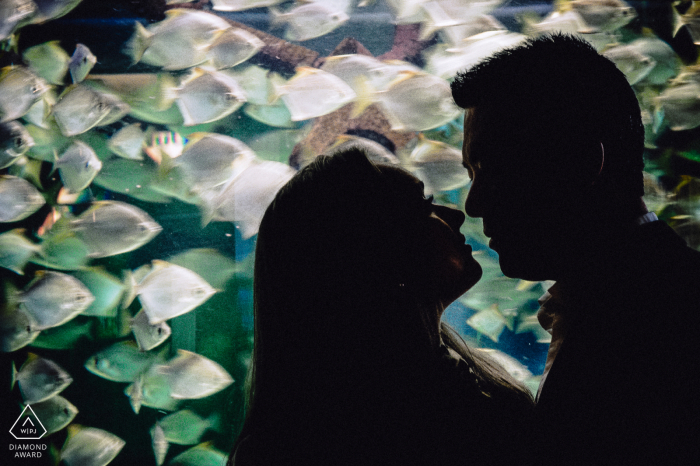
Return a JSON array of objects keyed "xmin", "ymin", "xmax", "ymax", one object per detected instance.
[{"xmin": 10, "ymin": 405, "xmax": 47, "ymax": 440}]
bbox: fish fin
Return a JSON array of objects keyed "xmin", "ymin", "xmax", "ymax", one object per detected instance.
[
  {"xmin": 268, "ymin": 72, "xmax": 287, "ymax": 104},
  {"xmin": 11, "ymin": 361, "xmax": 17, "ymax": 390},
  {"xmin": 518, "ymin": 11, "xmax": 542, "ymax": 36},
  {"xmin": 121, "ymin": 270, "xmax": 137, "ymax": 309},
  {"xmin": 269, "ymin": 7, "xmax": 286, "ymax": 29},
  {"xmin": 350, "ymin": 76, "xmax": 375, "ymax": 119},
  {"xmin": 554, "ymin": 0, "xmax": 572, "ymax": 13},
  {"xmin": 206, "ymin": 412, "xmax": 222, "ymax": 433},
  {"xmin": 50, "ymin": 149, "xmax": 59, "ymax": 177},
  {"xmin": 125, "ymin": 22, "xmax": 153, "ymax": 65}
]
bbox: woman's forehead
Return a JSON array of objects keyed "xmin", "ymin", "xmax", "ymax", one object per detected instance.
[{"xmin": 376, "ymin": 164, "xmax": 425, "ymax": 194}]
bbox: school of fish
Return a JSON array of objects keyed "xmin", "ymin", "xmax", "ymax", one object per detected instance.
[{"xmin": 2, "ymin": 0, "xmax": 700, "ymax": 465}]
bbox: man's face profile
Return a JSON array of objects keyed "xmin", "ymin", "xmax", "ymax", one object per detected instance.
[{"xmin": 461, "ymin": 109, "xmax": 577, "ymax": 281}]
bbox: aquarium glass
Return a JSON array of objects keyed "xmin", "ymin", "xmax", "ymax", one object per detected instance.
[{"xmin": 1, "ymin": 1, "xmax": 699, "ymax": 465}]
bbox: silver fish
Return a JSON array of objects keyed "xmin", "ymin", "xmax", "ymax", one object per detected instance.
[
  {"xmin": 22, "ymin": 41, "xmax": 70, "ymax": 85},
  {"xmin": 107, "ymin": 123, "xmax": 147, "ymax": 161},
  {"xmin": 602, "ymin": 44, "xmax": 656, "ymax": 85},
  {"xmin": 320, "ymin": 54, "xmax": 409, "ymax": 95},
  {"xmin": 408, "ymin": 135, "xmax": 471, "ymax": 194},
  {"xmin": 20, "ymin": 271, "xmax": 94, "ymax": 330},
  {"xmin": 124, "ymin": 372, "xmax": 144, "ymax": 414},
  {"xmin": 0, "ymin": 175, "xmax": 44, "ymax": 222},
  {"xmin": 84, "ymin": 340, "xmax": 165, "ymax": 382},
  {"xmin": 359, "ymin": 70, "xmax": 460, "ymax": 131},
  {"xmin": 72, "ymin": 268, "xmax": 128, "ymax": 318},
  {"xmin": 211, "ymin": 0, "xmax": 284, "ymax": 11},
  {"xmin": 131, "ymin": 308, "xmax": 171, "ymax": 351},
  {"xmin": 27, "ymin": 395, "xmax": 78, "ymax": 435},
  {"xmin": 167, "ymin": 443, "xmax": 227, "ymax": 466},
  {"xmin": 69, "ymin": 201, "xmax": 162, "ymax": 258},
  {"xmin": 22, "ymin": 88, "xmax": 56, "ymax": 129},
  {"xmin": 154, "ymin": 409, "xmax": 218, "ymax": 445},
  {"xmin": 69, "ymin": 44, "xmax": 97, "ymax": 84},
  {"xmin": 125, "ymin": 9, "xmax": 231, "ymax": 70},
  {"xmin": 60, "ymin": 425, "xmax": 125, "ymax": 466},
  {"xmin": 624, "ymin": 36, "xmax": 681, "ymax": 86},
  {"xmin": 152, "ymin": 421, "xmax": 169, "ymax": 466},
  {"xmin": 270, "ymin": 67, "xmax": 355, "ymax": 121},
  {"xmin": 137, "ymin": 260, "xmax": 217, "ymax": 324},
  {"xmin": 206, "ymin": 27, "xmax": 264, "ymax": 69},
  {"xmin": 54, "ymin": 140, "xmax": 102, "ymax": 193},
  {"xmin": 51, "ymin": 84, "xmax": 113, "ymax": 136},
  {"xmin": 13, "ymin": 353, "xmax": 73, "ymax": 404},
  {"xmin": 0, "ymin": 66, "xmax": 50, "ymax": 123},
  {"xmin": 221, "ymin": 65, "xmax": 273, "ymax": 105},
  {"xmin": 24, "ymin": 0, "xmax": 83, "ymax": 25},
  {"xmin": 0, "ymin": 229, "xmax": 42, "ymax": 275},
  {"xmin": 270, "ymin": 3, "xmax": 349, "ymax": 41},
  {"xmin": 199, "ymin": 160, "xmax": 296, "ymax": 238},
  {"xmin": 175, "ymin": 133, "xmax": 257, "ymax": 190},
  {"xmin": 142, "ymin": 349, "xmax": 234, "ymax": 400},
  {"xmin": 176, "ymin": 68, "xmax": 247, "ymax": 126},
  {"xmin": 0, "ymin": 0, "xmax": 36, "ymax": 41},
  {"xmin": 0, "ymin": 306, "xmax": 40, "ymax": 352},
  {"xmin": 569, "ymin": 0, "xmax": 636, "ymax": 33},
  {"xmin": 1, "ymin": 121, "xmax": 35, "ymax": 168},
  {"xmin": 243, "ymin": 102, "xmax": 294, "ymax": 128},
  {"xmin": 126, "ymin": 371, "xmax": 180, "ymax": 412}
]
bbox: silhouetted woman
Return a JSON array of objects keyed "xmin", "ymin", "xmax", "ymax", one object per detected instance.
[{"xmin": 229, "ymin": 148, "xmax": 534, "ymax": 466}]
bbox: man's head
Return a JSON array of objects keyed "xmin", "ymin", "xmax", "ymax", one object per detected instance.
[{"xmin": 451, "ymin": 34, "xmax": 645, "ymax": 281}]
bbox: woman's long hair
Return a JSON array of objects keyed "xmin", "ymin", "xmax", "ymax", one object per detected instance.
[{"xmin": 230, "ymin": 148, "xmax": 532, "ymax": 464}]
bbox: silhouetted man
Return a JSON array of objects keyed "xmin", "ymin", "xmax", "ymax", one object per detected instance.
[{"xmin": 451, "ymin": 34, "xmax": 700, "ymax": 465}]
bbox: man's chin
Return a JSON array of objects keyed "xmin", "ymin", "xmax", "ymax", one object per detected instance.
[{"xmin": 497, "ymin": 253, "xmax": 551, "ymax": 282}]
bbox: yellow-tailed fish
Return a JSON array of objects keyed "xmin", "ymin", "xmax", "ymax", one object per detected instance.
[
  {"xmin": 22, "ymin": 40, "xmax": 70, "ymax": 85},
  {"xmin": 20, "ymin": 270, "xmax": 94, "ymax": 330},
  {"xmin": 0, "ymin": 66, "xmax": 50, "ymax": 123},
  {"xmin": 1, "ymin": 121, "xmax": 34, "ymax": 168},
  {"xmin": 23, "ymin": 0, "xmax": 83, "ymax": 25},
  {"xmin": 206, "ymin": 27, "xmax": 264, "ymax": 69},
  {"xmin": 68, "ymin": 43, "xmax": 97, "ymax": 83},
  {"xmin": 25, "ymin": 395, "xmax": 78, "ymax": 435},
  {"xmin": 0, "ymin": 306, "xmax": 40, "ymax": 352},
  {"xmin": 0, "ymin": 229, "xmax": 42, "ymax": 275},
  {"xmin": 131, "ymin": 308, "xmax": 171, "ymax": 351},
  {"xmin": 107, "ymin": 123, "xmax": 148, "ymax": 161},
  {"xmin": 51, "ymin": 84, "xmax": 113, "ymax": 137},
  {"xmin": 176, "ymin": 68, "xmax": 247, "ymax": 126},
  {"xmin": 53, "ymin": 140, "xmax": 102, "ymax": 193},
  {"xmin": 408, "ymin": 135, "xmax": 471, "ymax": 194},
  {"xmin": 269, "ymin": 3, "xmax": 349, "ymax": 41}
]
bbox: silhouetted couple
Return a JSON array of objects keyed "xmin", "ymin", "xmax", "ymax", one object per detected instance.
[{"xmin": 230, "ymin": 34, "xmax": 700, "ymax": 465}]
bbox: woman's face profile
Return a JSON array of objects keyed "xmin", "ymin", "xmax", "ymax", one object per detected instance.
[{"xmin": 378, "ymin": 165, "xmax": 482, "ymax": 306}]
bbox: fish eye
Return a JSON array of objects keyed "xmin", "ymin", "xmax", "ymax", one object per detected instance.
[
  {"xmin": 30, "ymin": 85, "xmax": 39, "ymax": 94},
  {"xmin": 14, "ymin": 137, "xmax": 23, "ymax": 148},
  {"xmin": 82, "ymin": 57, "xmax": 88, "ymax": 64},
  {"xmin": 157, "ymin": 327, "xmax": 163, "ymax": 335},
  {"xmin": 63, "ymin": 408, "xmax": 69, "ymax": 415},
  {"xmin": 25, "ymin": 325, "xmax": 32, "ymax": 333}
]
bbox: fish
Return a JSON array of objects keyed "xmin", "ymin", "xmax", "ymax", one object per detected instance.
[
  {"xmin": 655, "ymin": 69, "xmax": 700, "ymax": 132},
  {"xmin": 243, "ymin": 101, "xmax": 295, "ymax": 128},
  {"xmin": 20, "ymin": 271, "xmax": 95, "ymax": 330},
  {"xmin": 125, "ymin": 9, "xmax": 231, "ymax": 70},
  {"xmin": 23, "ymin": 0, "xmax": 83, "ymax": 25},
  {"xmin": 439, "ymin": 14, "xmax": 507, "ymax": 45},
  {"xmin": 270, "ymin": 67, "xmax": 356, "ymax": 121},
  {"xmin": 53, "ymin": 140, "xmax": 102, "ymax": 193},
  {"xmin": 408, "ymin": 135, "xmax": 471, "ymax": 193},
  {"xmin": 26, "ymin": 395, "xmax": 78, "ymax": 435},
  {"xmin": 84, "ymin": 340, "xmax": 165, "ymax": 382},
  {"xmin": 69, "ymin": 44, "xmax": 97, "ymax": 83},
  {"xmin": 176, "ymin": 68, "xmax": 247, "ymax": 126},
  {"xmin": 198, "ymin": 160, "xmax": 296, "ymax": 238},
  {"xmin": 141, "ymin": 349, "xmax": 234, "ymax": 400},
  {"xmin": 60, "ymin": 425, "xmax": 125, "ymax": 466},
  {"xmin": 0, "ymin": 66, "xmax": 50, "ymax": 123},
  {"xmin": 425, "ymin": 30, "xmax": 528, "ymax": 80},
  {"xmin": 222, "ymin": 65, "xmax": 274, "ymax": 105},
  {"xmin": 154, "ymin": 410, "xmax": 219, "ymax": 445},
  {"xmin": 602, "ymin": 44, "xmax": 656, "ymax": 85},
  {"xmin": 466, "ymin": 304, "xmax": 508, "ymax": 343},
  {"xmin": 622, "ymin": 35, "xmax": 682, "ymax": 86},
  {"xmin": 68, "ymin": 200, "xmax": 162, "ymax": 258},
  {"xmin": 0, "ymin": 229, "xmax": 43, "ymax": 275},
  {"xmin": 107, "ymin": 123, "xmax": 148, "ymax": 161},
  {"xmin": 174, "ymin": 133, "xmax": 257, "ymax": 190},
  {"xmin": 136, "ymin": 260, "xmax": 217, "ymax": 324},
  {"xmin": 51, "ymin": 84, "xmax": 115, "ymax": 137},
  {"xmin": 22, "ymin": 87, "xmax": 57, "ymax": 129},
  {"xmin": 0, "ymin": 306, "xmax": 40, "ymax": 352},
  {"xmin": 167, "ymin": 248, "xmax": 245, "ymax": 290},
  {"xmin": 30, "ymin": 318, "xmax": 93, "ymax": 350},
  {"xmin": 519, "ymin": 8, "xmax": 616, "ymax": 51},
  {"xmin": 567, "ymin": 0, "xmax": 636, "ymax": 33},
  {"xmin": 126, "ymin": 370, "xmax": 180, "ymax": 412},
  {"xmin": 357, "ymin": 70, "xmax": 460, "ymax": 131},
  {"xmin": 72, "ymin": 268, "xmax": 129, "ymax": 318},
  {"xmin": 13, "ymin": 353, "xmax": 73, "ymax": 404},
  {"xmin": 152, "ymin": 421, "xmax": 169, "ymax": 466},
  {"xmin": 0, "ymin": 121, "xmax": 34, "ymax": 169},
  {"xmin": 206, "ymin": 27, "xmax": 265, "ymax": 69},
  {"xmin": 131, "ymin": 308, "xmax": 172, "ymax": 351},
  {"xmin": 167, "ymin": 442, "xmax": 227, "ymax": 466},
  {"xmin": 22, "ymin": 41, "xmax": 70, "ymax": 85},
  {"xmin": 0, "ymin": 175, "xmax": 45, "ymax": 222},
  {"xmin": 320, "ymin": 54, "xmax": 419, "ymax": 95},
  {"xmin": 674, "ymin": 1, "xmax": 700, "ymax": 45},
  {"xmin": 124, "ymin": 372, "xmax": 145, "ymax": 414},
  {"xmin": 0, "ymin": 0, "xmax": 36, "ymax": 41},
  {"xmin": 211, "ymin": 0, "xmax": 284, "ymax": 11},
  {"xmin": 85, "ymin": 73, "xmax": 179, "ymax": 120},
  {"xmin": 270, "ymin": 3, "xmax": 349, "ymax": 41},
  {"xmin": 385, "ymin": 0, "xmax": 428, "ymax": 24}
]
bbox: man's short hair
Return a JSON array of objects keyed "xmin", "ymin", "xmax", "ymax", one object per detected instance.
[{"xmin": 451, "ymin": 33, "xmax": 644, "ymax": 198}]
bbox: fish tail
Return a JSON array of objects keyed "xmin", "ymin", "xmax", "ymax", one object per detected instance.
[
  {"xmin": 349, "ymin": 76, "xmax": 375, "ymax": 119},
  {"xmin": 672, "ymin": 6, "xmax": 685, "ymax": 38},
  {"xmin": 121, "ymin": 270, "xmax": 137, "ymax": 310},
  {"xmin": 268, "ymin": 7, "xmax": 286, "ymax": 29},
  {"xmin": 11, "ymin": 361, "xmax": 17, "ymax": 390},
  {"xmin": 268, "ymin": 72, "xmax": 286, "ymax": 104},
  {"xmin": 517, "ymin": 11, "xmax": 542, "ymax": 37},
  {"xmin": 207, "ymin": 412, "xmax": 222, "ymax": 433},
  {"xmin": 49, "ymin": 148, "xmax": 59, "ymax": 177},
  {"xmin": 124, "ymin": 22, "xmax": 153, "ymax": 65}
]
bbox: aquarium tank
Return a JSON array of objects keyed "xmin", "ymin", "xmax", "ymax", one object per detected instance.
[{"xmin": 1, "ymin": 0, "xmax": 699, "ymax": 464}]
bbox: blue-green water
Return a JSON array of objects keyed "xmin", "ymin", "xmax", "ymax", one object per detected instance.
[{"xmin": 1, "ymin": 1, "xmax": 699, "ymax": 465}]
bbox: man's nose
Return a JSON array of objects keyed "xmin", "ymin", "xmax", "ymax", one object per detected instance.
[{"xmin": 464, "ymin": 179, "xmax": 484, "ymax": 219}]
